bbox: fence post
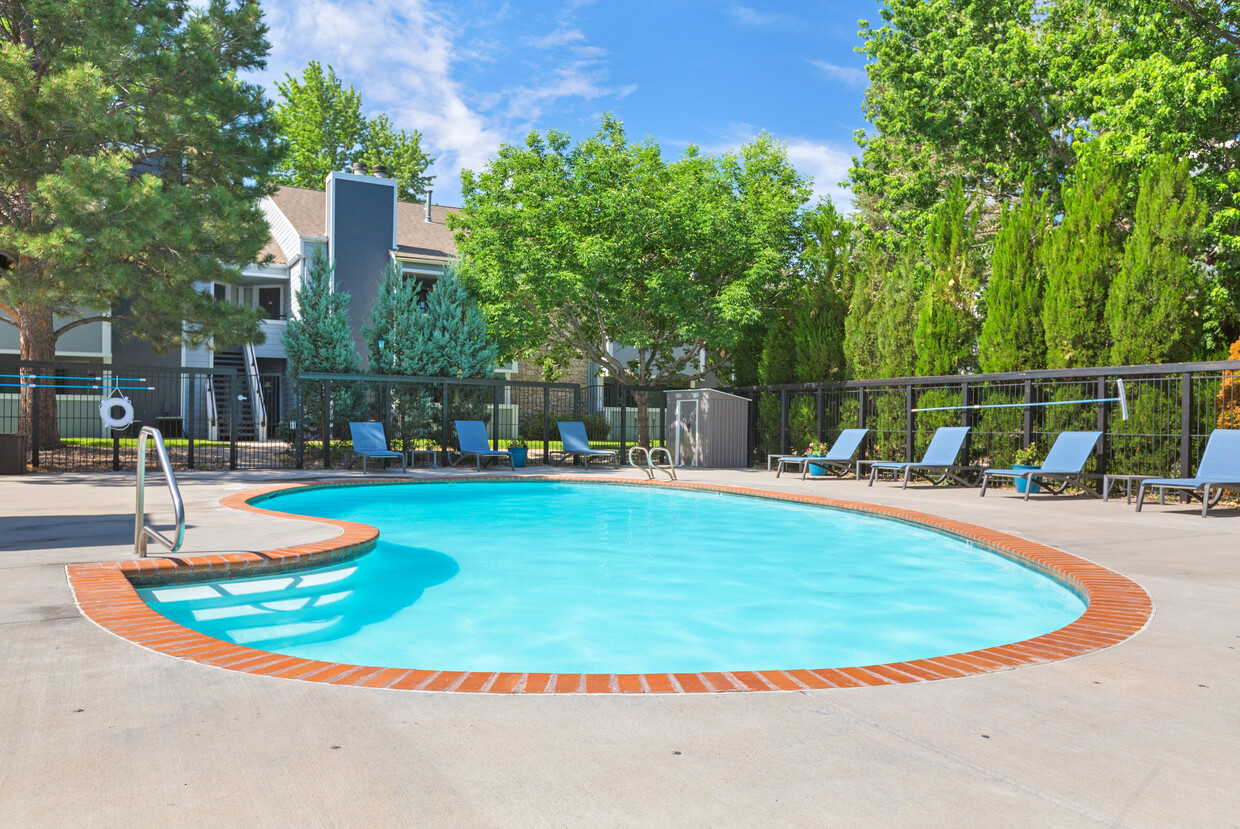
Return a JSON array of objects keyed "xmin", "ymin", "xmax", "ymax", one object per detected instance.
[
  {"xmin": 816, "ymin": 387, "xmax": 825, "ymax": 443},
  {"xmin": 1095, "ymin": 376, "xmax": 1108, "ymax": 477},
  {"xmin": 1181, "ymin": 372, "xmax": 1193, "ymax": 477},
  {"xmin": 779, "ymin": 389, "xmax": 789, "ymax": 455},
  {"xmin": 321, "ymin": 379, "xmax": 330, "ymax": 469},
  {"xmin": 441, "ymin": 381, "xmax": 450, "ymax": 459},
  {"xmin": 186, "ymin": 373, "xmax": 196, "ymax": 470},
  {"xmin": 30, "ymin": 380, "xmax": 39, "ymax": 468},
  {"xmin": 295, "ymin": 379, "xmax": 304, "ymax": 469},
  {"xmin": 492, "ymin": 384, "xmax": 501, "ymax": 449},
  {"xmin": 858, "ymin": 388, "xmax": 867, "ymax": 430},
  {"xmin": 229, "ymin": 372, "xmax": 239, "ymax": 471},
  {"xmin": 961, "ymin": 381, "xmax": 972, "ymax": 462},
  {"xmin": 661, "ymin": 392, "xmax": 668, "ymax": 449},
  {"xmin": 383, "ymin": 380, "xmax": 392, "ymax": 444},
  {"xmin": 542, "ymin": 385, "xmax": 550, "ymax": 463},
  {"xmin": 905, "ymin": 384, "xmax": 915, "ymax": 462},
  {"xmin": 620, "ymin": 386, "xmax": 628, "ymax": 459},
  {"xmin": 1022, "ymin": 378, "xmax": 1033, "ymax": 448}
]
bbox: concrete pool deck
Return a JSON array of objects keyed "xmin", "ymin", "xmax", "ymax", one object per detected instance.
[{"xmin": 2, "ymin": 465, "xmax": 1238, "ymax": 826}]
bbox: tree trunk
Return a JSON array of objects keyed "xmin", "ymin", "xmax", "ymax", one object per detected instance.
[
  {"xmin": 19, "ymin": 305, "xmax": 61, "ymax": 450},
  {"xmin": 635, "ymin": 389, "xmax": 651, "ymax": 447}
]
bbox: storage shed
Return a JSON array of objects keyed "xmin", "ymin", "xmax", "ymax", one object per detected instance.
[{"xmin": 664, "ymin": 388, "xmax": 750, "ymax": 468}]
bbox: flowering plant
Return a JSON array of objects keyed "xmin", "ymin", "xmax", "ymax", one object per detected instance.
[
  {"xmin": 1014, "ymin": 443, "xmax": 1039, "ymax": 465},
  {"xmin": 508, "ymin": 437, "xmax": 529, "ymax": 449},
  {"xmin": 805, "ymin": 438, "xmax": 831, "ymax": 456}
]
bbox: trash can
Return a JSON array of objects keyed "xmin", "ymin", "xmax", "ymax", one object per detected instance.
[{"xmin": 0, "ymin": 433, "xmax": 28, "ymax": 475}]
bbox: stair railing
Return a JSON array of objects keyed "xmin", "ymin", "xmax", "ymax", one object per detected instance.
[
  {"xmin": 135, "ymin": 426, "xmax": 185, "ymax": 556},
  {"xmin": 242, "ymin": 343, "xmax": 268, "ymax": 441},
  {"xmin": 204, "ymin": 376, "xmax": 219, "ymax": 441}
]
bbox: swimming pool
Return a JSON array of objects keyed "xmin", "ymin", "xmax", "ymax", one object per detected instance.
[{"xmin": 138, "ymin": 480, "xmax": 1087, "ymax": 675}]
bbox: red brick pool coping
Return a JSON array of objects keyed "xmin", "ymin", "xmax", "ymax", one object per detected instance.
[{"xmin": 66, "ymin": 476, "xmax": 1152, "ymax": 694}]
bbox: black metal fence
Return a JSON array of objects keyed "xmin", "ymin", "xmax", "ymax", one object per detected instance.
[
  {"xmin": 727, "ymin": 359, "xmax": 1240, "ymax": 480},
  {"xmin": 9, "ymin": 358, "xmax": 1237, "ymax": 478},
  {"xmin": 0, "ymin": 360, "xmax": 673, "ymax": 472}
]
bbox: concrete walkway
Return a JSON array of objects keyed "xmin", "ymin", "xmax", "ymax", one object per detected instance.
[{"xmin": 1, "ymin": 466, "xmax": 1237, "ymax": 827}]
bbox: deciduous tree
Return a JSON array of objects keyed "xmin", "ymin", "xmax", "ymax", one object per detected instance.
[
  {"xmin": 273, "ymin": 62, "xmax": 433, "ymax": 201},
  {"xmin": 451, "ymin": 115, "xmax": 810, "ymax": 442}
]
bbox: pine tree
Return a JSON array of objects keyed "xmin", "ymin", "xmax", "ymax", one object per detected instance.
[
  {"xmin": 1042, "ymin": 151, "xmax": 1123, "ymax": 368},
  {"xmin": 914, "ymin": 179, "xmax": 979, "ymax": 376},
  {"xmin": 1106, "ymin": 156, "xmax": 1206, "ymax": 365},
  {"xmin": 979, "ymin": 176, "xmax": 1049, "ymax": 373}
]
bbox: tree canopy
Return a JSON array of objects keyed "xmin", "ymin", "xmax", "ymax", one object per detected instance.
[
  {"xmin": 273, "ymin": 61, "xmax": 434, "ymax": 201},
  {"xmin": 449, "ymin": 115, "xmax": 811, "ymax": 387},
  {"xmin": 0, "ymin": 0, "xmax": 280, "ymax": 359}
]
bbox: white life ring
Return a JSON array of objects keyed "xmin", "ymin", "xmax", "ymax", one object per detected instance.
[{"xmin": 99, "ymin": 395, "xmax": 135, "ymax": 431}]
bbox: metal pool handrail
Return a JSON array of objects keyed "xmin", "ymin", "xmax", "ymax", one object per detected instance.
[
  {"xmin": 135, "ymin": 426, "xmax": 185, "ymax": 557},
  {"xmin": 628, "ymin": 445, "xmax": 678, "ymax": 480}
]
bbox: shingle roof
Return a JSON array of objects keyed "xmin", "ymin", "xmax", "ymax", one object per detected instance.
[{"xmin": 265, "ymin": 185, "xmax": 459, "ymax": 264}]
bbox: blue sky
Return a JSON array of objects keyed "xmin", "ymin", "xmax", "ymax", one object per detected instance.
[{"xmin": 249, "ymin": 0, "xmax": 881, "ymax": 209}]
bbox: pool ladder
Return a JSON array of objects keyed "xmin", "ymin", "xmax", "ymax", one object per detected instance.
[
  {"xmin": 628, "ymin": 445, "xmax": 678, "ymax": 480},
  {"xmin": 135, "ymin": 426, "xmax": 185, "ymax": 556}
]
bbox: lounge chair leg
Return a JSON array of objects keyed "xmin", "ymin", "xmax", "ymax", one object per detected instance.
[
  {"xmin": 901, "ymin": 469, "xmax": 910, "ymax": 489},
  {"xmin": 868, "ymin": 467, "xmax": 876, "ymax": 487},
  {"xmin": 1203, "ymin": 484, "xmax": 1211, "ymax": 517},
  {"xmin": 979, "ymin": 474, "xmax": 988, "ymax": 497},
  {"xmin": 1023, "ymin": 474, "xmax": 1032, "ymax": 501},
  {"xmin": 1135, "ymin": 483, "xmax": 1145, "ymax": 512}
]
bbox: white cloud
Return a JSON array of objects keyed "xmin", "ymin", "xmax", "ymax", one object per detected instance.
[
  {"xmin": 674, "ymin": 123, "xmax": 856, "ymax": 212},
  {"xmin": 254, "ymin": 0, "xmax": 506, "ymax": 204},
  {"xmin": 727, "ymin": 5, "xmax": 795, "ymax": 27},
  {"xmin": 524, "ymin": 27, "xmax": 586, "ymax": 49},
  {"xmin": 784, "ymin": 139, "xmax": 856, "ymax": 211},
  {"xmin": 809, "ymin": 60, "xmax": 868, "ymax": 88},
  {"xmin": 252, "ymin": 0, "xmax": 638, "ymax": 205}
]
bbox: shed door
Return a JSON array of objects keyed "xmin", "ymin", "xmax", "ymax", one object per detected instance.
[{"xmin": 674, "ymin": 399, "xmax": 699, "ymax": 467}]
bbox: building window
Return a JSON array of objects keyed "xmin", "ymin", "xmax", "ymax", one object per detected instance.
[
  {"xmin": 213, "ymin": 283, "xmax": 226, "ymax": 301},
  {"xmin": 258, "ymin": 287, "xmax": 283, "ymax": 320}
]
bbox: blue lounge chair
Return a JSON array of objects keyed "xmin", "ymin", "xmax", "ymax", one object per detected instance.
[
  {"xmin": 554, "ymin": 421, "xmax": 619, "ymax": 468},
  {"xmin": 868, "ymin": 426, "xmax": 980, "ymax": 488},
  {"xmin": 980, "ymin": 431, "xmax": 1102, "ymax": 500},
  {"xmin": 1137, "ymin": 429, "xmax": 1240, "ymax": 517},
  {"xmin": 451, "ymin": 420, "xmax": 513, "ymax": 471},
  {"xmin": 348, "ymin": 422, "xmax": 406, "ymax": 473},
  {"xmin": 774, "ymin": 429, "xmax": 870, "ymax": 480}
]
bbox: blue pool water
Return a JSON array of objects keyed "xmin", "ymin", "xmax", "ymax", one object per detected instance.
[{"xmin": 139, "ymin": 482, "xmax": 1086, "ymax": 673}]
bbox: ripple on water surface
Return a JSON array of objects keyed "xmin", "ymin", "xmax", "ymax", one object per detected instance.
[{"xmin": 139, "ymin": 482, "xmax": 1086, "ymax": 674}]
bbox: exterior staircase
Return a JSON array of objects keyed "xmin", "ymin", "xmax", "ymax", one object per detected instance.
[{"xmin": 209, "ymin": 349, "xmax": 262, "ymax": 441}]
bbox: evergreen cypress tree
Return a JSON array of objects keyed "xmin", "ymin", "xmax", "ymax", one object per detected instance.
[
  {"xmin": 363, "ymin": 261, "xmax": 423, "ymax": 374},
  {"xmin": 914, "ymin": 179, "xmax": 979, "ymax": 376},
  {"xmin": 757, "ymin": 314, "xmax": 797, "ymax": 384},
  {"xmin": 1042, "ymin": 151, "xmax": 1122, "ymax": 368},
  {"xmin": 874, "ymin": 249, "xmax": 921, "ymax": 379},
  {"xmin": 283, "ymin": 246, "xmax": 359, "ymax": 379},
  {"xmin": 1106, "ymin": 156, "xmax": 1206, "ymax": 365},
  {"xmin": 281, "ymin": 246, "xmax": 361, "ymax": 436},
  {"xmin": 791, "ymin": 280, "xmax": 847, "ymax": 382},
  {"xmin": 843, "ymin": 273, "xmax": 880, "ymax": 380},
  {"xmin": 979, "ymin": 176, "xmax": 1049, "ymax": 373}
]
